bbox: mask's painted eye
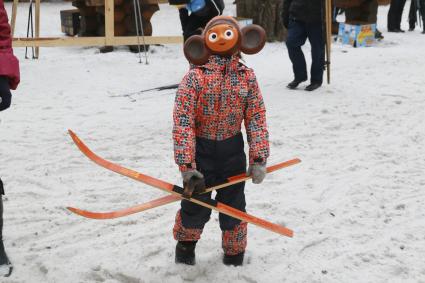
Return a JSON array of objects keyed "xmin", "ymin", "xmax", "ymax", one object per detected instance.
[
  {"xmin": 208, "ymin": 32, "xmax": 218, "ymax": 42},
  {"xmin": 224, "ymin": 29, "xmax": 234, "ymax": 40}
]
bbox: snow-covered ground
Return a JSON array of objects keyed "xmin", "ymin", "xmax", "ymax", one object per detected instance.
[{"xmin": 1, "ymin": 1, "xmax": 425, "ymax": 282}]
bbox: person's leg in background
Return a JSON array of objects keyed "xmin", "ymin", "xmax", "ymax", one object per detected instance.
[
  {"xmin": 395, "ymin": 0, "xmax": 408, "ymax": 31},
  {"xmin": 388, "ymin": 0, "xmax": 407, "ymax": 31},
  {"xmin": 420, "ymin": 0, "xmax": 425, "ymax": 33},
  {"xmin": 408, "ymin": 0, "xmax": 417, "ymax": 31},
  {"xmin": 305, "ymin": 22, "xmax": 324, "ymax": 91},
  {"xmin": 285, "ymin": 20, "xmax": 308, "ymax": 89}
]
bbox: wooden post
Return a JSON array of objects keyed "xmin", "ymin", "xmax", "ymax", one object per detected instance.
[
  {"xmin": 105, "ymin": 0, "xmax": 115, "ymax": 45},
  {"xmin": 35, "ymin": 0, "xmax": 40, "ymax": 58},
  {"xmin": 11, "ymin": 0, "xmax": 19, "ymax": 37},
  {"xmin": 325, "ymin": 0, "xmax": 332, "ymax": 84}
]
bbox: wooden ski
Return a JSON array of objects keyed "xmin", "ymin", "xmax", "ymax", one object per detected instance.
[
  {"xmin": 68, "ymin": 159, "xmax": 301, "ymax": 220},
  {"xmin": 67, "ymin": 130, "xmax": 298, "ymax": 237}
]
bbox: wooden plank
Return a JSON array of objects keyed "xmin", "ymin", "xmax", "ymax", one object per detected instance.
[
  {"xmin": 11, "ymin": 0, "xmax": 19, "ymax": 37},
  {"xmin": 12, "ymin": 36, "xmax": 183, "ymax": 47},
  {"xmin": 104, "ymin": 0, "xmax": 114, "ymax": 45}
]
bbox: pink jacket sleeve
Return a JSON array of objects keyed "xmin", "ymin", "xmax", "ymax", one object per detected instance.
[{"xmin": 0, "ymin": 0, "xmax": 20, "ymax": 90}]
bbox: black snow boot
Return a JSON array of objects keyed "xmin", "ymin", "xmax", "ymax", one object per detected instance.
[
  {"xmin": 223, "ymin": 252, "xmax": 244, "ymax": 266},
  {"xmin": 305, "ymin": 82, "xmax": 322, "ymax": 92},
  {"xmin": 287, "ymin": 79, "xmax": 307, "ymax": 90},
  {"xmin": 175, "ymin": 241, "xmax": 197, "ymax": 265}
]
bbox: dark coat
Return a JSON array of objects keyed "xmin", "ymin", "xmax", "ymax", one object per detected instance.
[{"xmin": 282, "ymin": 0, "xmax": 324, "ymax": 27}]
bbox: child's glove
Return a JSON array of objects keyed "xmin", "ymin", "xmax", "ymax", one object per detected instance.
[
  {"xmin": 181, "ymin": 169, "xmax": 206, "ymax": 198},
  {"xmin": 247, "ymin": 164, "xmax": 267, "ymax": 184},
  {"xmin": 0, "ymin": 76, "xmax": 12, "ymax": 111}
]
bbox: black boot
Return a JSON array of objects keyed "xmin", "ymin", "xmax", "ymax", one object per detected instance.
[
  {"xmin": 305, "ymin": 82, "xmax": 322, "ymax": 91},
  {"xmin": 175, "ymin": 241, "xmax": 197, "ymax": 265},
  {"xmin": 287, "ymin": 79, "xmax": 307, "ymax": 90},
  {"xmin": 223, "ymin": 252, "xmax": 244, "ymax": 266}
]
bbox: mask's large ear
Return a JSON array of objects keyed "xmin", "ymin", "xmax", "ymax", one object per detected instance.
[
  {"xmin": 240, "ymin": 24, "xmax": 266, "ymax": 55},
  {"xmin": 184, "ymin": 35, "xmax": 211, "ymax": 65}
]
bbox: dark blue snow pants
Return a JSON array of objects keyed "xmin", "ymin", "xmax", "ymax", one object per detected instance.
[
  {"xmin": 285, "ymin": 19, "xmax": 325, "ymax": 84},
  {"xmin": 180, "ymin": 133, "xmax": 246, "ymax": 231}
]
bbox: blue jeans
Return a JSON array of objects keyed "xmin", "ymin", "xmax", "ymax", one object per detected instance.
[{"xmin": 285, "ymin": 19, "xmax": 325, "ymax": 84}]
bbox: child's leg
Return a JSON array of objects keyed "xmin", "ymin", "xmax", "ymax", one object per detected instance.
[
  {"xmin": 216, "ymin": 182, "xmax": 247, "ymax": 257},
  {"xmin": 173, "ymin": 192, "xmax": 213, "ymax": 242}
]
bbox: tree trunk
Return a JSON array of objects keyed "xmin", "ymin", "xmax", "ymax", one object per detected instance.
[{"xmin": 235, "ymin": 0, "xmax": 287, "ymax": 42}]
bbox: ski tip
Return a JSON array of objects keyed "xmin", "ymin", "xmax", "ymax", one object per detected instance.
[
  {"xmin": 67, "ymin": 206, "xmax": 113, "ymax": 220},
  {"xmin": 68, "ymin": 129, "xmax": 76, "ymax": 137},
  {"xmin": 67, "ymin": 206, "xmax": 79, "ymax": 214},
  {"xmin": 68, "ymin": 130, "xmax": 82, "ymax": 146},
  {"xmin": 67, "ymin": 206, "xmax": 92, "ymax": 218}
]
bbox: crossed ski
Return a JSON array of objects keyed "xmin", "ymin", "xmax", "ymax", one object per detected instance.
[{"xmin": 67, "ymin": 130, "xmax": 300, "ymax": 238}]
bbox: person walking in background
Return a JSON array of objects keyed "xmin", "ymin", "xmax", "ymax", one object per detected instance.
[
  {"xmin": 171, "ymin": 0, "xmax": 225, "ymax": 41},
  {"xmin": 387, "ymin": 0, "xmax": 407, "ymax": 32},
  {"xmin": 282, "ymin": 0, "xmax": 325, "ymax": 91},
  {"xmin": 0, "ymin": 0, "xmax": 21, "ymax": 277},
  {"xmin": 408, "ymin": 0, "xmax": 425, "ymax": 33}
]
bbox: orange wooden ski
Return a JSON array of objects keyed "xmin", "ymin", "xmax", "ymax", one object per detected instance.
[
  {"xmin": 68, "ymin": 159, "xmax": 301, "ymax": 220},
  {"xmin": 67, "ymin": 130, "xmax": 297, "ymax": 238},
  {"xmin": 68, "ymin": 195, "xmax": 180, "ymax": 219}
]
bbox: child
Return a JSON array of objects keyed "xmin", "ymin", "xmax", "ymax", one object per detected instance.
[{"xmin": 172, "ymin": 16, "xmax": 268, "ymax": 266}]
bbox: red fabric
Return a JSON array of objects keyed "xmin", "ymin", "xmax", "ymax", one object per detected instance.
[
  {"xmin": 173, "ymin": 210, "xmax": 203, "ymax": 241},
  {"xmin": 173, "ymin": 55, "xmax": 269, "ymax": 171},
  {"xmin": 222, "ymin": 221, "xmax": 247, "ymax": 255},
  {"xmin": 0, "ymin": 0, "xmax": 20, "ymax": 90}
]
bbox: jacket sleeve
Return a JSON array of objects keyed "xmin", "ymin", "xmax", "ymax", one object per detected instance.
[
  {"xmin": 244, "ymin": 70, "xmax": 270, "ymax": 165},
  {"xmin": 0, "ymin": 2, "xmax": 20, "ymax": 90},
  {"xmin": 281, "ymin": 0, "xmax": 292, "ymax": 28},
  {"xmin": 173, "ymin": 70, "xmax": 201, "ymax": 172}
]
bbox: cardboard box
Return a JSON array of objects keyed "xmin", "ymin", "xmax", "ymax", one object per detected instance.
[{"xmin": 338, "ymin": 23, "xmax": 376, "ymax": 47}]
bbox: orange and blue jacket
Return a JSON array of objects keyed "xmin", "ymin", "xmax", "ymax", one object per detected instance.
[{"xmin": 173, "ymin": 55, "xmax": 269, "ymax": 172}]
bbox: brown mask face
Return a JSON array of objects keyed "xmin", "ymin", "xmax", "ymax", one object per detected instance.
[{"xmin": 184, "ymin": 16, "xmax": 267, "ymax": 65}]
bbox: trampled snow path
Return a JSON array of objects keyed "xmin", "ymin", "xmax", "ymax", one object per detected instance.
[{"xmin": 1, "ymin": 1, "xmax": 425, "ymax": 282}]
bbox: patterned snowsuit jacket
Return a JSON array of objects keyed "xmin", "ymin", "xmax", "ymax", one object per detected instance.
[
  {"xmin": 0, "ymin": 0, "xmax": 20, "ymax": 90},
  {"xmin": 173, "ymin": 55, "xmax": 270, "ymax": 172}
]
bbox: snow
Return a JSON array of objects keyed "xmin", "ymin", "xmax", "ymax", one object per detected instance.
[{"xmin": 1, "ymin": 1, "xmax": 425, "ymax": 282}]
